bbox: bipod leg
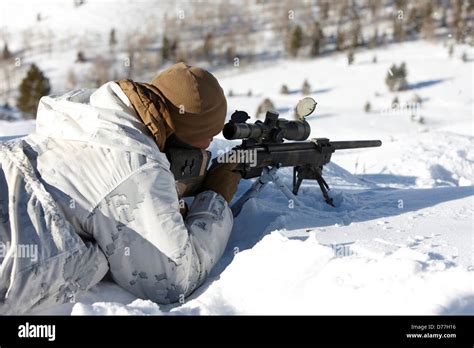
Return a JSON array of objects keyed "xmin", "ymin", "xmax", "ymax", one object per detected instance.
[{"xmin": 315, "ymin": 169, "xmax": 334, "ymax": 207}]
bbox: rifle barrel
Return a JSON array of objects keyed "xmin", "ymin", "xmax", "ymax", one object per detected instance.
[{"xmin": 330, "ymin": 140, "xmax": 382, "ymax": 150}]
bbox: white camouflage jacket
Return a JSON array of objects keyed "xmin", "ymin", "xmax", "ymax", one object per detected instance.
[{"xmin": 0, "ymin": 82, "xmax": 233, "ymax": 314}]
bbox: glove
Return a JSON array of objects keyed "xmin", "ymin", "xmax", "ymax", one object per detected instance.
[{"xmin": 200, "ymin": 162, "xmax": 242, "ymax": 203}]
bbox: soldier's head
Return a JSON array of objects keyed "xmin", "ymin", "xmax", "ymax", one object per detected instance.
[{"xmin": 150, "ymin": 62, "xmax": 227, "ymax": 149}]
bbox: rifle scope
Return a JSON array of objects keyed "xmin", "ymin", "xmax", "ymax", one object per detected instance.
[{"xmin": 223, "ymin": 110, "xmax": 311, "ymax": 143}]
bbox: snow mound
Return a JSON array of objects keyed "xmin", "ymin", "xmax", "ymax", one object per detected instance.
[
  {"xmin": 173, "ymin": 231, "xmax": 474, "ymax": 315},
  {"xmin": 71, "ymin": 299, "xmax": 162, "ymax": 316},
  {"xmin": 0, "ymin": 120, "xmax": 36, "ymax": 138}
]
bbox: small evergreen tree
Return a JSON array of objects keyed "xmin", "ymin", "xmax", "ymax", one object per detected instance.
[
  {"xmin": 392, "ymin": 96, "xmax": 399, "ymax": 108},
  {"xmin": 336, "ymin": 28, "xmax": 345, "ymax": 51},
  {"xmin": 372, "ymin": 55, "xmax": 378, "ymax": 63},
  {"xmin": 226, "ymin": 46, "xmax": 236, "ymax": 64},
  {"xmin": 280, "ymin": 84, "xmax": 289, "ymax": 94},
  {"xmin": 170, "ymin": 38, "xmax": 178, "ymax": 59},
  {"xmin": 74, "ymin": 0, "xmax": 85, "ymax": 7},
  {"xmin": 448, "ymin": 44, "xmax": 454, "ymax": 58},
  {"xmin": 369, "ymin": 28, "xmax": 379, "ymax": 49},
  {"xmin": 162, "ymin": 35, "xmax": 170, "ymax": 61},
  {"xmin": 393, "ymin": 18, "xmax": 405, "ymax": 42},
  {"xmin": 309, "ymin": 21, "xmax": 324, "ymax": 57},
  {"xmin": 109, "ymin": 28, "xmax": 117, "ymax": 48},
  {"xmin": 203, "ymin": 33, "xmax": 214, "ymax": 60},
  {"xmin": 385, "ymin": 63, "xmax": 408, "ymax": 92},
  {"xmin": 17, "ymin": 64, "xmax": 51, "ymax": 117},
  {"xmin": 256, "ymin": 98, "xmax": 275, "ymax": 118},
  {"xmin": 288, "ymin": 25, "xmax": 303, "ymax": 57},
  {"xmin": 2, "ymin": 43, "xmax": 12, "ymax": 60},
  {"xmin": 364, "ymin": 101, "xmax": 371, "ymax": 113},
  {"xmin": 350, "ymin": 17, "xmax": 363, "ymax": 48},
  {"xmin": 420, "ymin": 2, "xmax": 434, "ymax": 40},
  {"xmin": 302, "ymin": 79, "xmax": 311, "ymax": 95},
  {"xmin": 347, "ymin": 49, "xmax": 354, "ymax": 65},
  {"xmin": 76, "ymin": 50, "xmax": 86, "ymax": 63},
  {"xmin": 381, "ymin": 31, "xmax": 387, "ymax": 46}
]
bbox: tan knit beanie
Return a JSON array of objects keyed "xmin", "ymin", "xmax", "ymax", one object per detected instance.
[{"xmin": 150, "ymin": 62, "xmax": 227, "ymax": 144}]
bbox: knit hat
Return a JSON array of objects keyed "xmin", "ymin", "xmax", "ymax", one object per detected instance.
[{"xmin": 150, "ymin": 62, "xmax": 227, "ymax": 144}]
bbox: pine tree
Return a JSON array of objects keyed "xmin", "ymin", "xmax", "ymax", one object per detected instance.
[
  {"xmin": 203, "ymin": 33, "xmax": 214, "ymax": 60},
  {"xmin": 17, "ymin": 64, "xmax": 51, "ymax": 117},
  {"xmin": 336, "ymin": 28, "xmax": 345, "ymax": 51},
  {"xmin": 392, "ymin": 96, "xmax": 399, "ymax": 108},
  {"xmin": 368, "ymin": 29, "xmax": 378, "ymax": 49},
  {"xmin": 393, "ymin": 18, "xmax": 405, "ymax": 42},
  {"xmin": 170, "ymin": 38, "xmax": 178, "ymax": 61},
  {"xmin": 381, "ymin": 31, "xmax": 387, "ymax": 46},
  {"xmin": 162, "ymin": 35, "xmax": 170, "ymax": 61},
  {"xmin": 407, "ymin": 7, "xmax": 422, "ymax": 36},
  {"xmin": 385, "ymin": 63, "xmax": 408, "ymax": 92},
  {"xmin": 288, "ymin": 25, "xmax": 303, "ymax": 57},
  {"xmin": 280, "ymin": 84, "xmax": 289, "ymax": 94},
  {"xmin": 2, "ymin": 43, "xmax": 12, "ymax": 60},
  {"xmin": 350, "ymin": 17, "xmax": 363, "ymax": 48},
  {"xmin": 76, "ymin": 51, "xmax": 86, "ymax": 63},
  {"xmin": 302, "ymin": 79, "xmax": 311, "ymax": 95},
  {"xmin": 109, "ymin": 28, "xmax": 117, "ymax": 48},
  {"xmin": 318, "ymin": 1, "xmax": 330, "ymax": 21},
  {"xmin": 399, "ymin": 62, "xmax": 407, "ymax": 83},
  {"xmin": 364, "ymin": 101, "xmax": 371, "ymax": 113},
  {"xmin": 256, "ymin": 98, "xmax": 276, "ymax": 118},
  {"xmin": 226, "ymin": 46, "xmax": 236, "ymax": 64},
  {"xmin": 420, "ymin": 2, "xmax": 435, "ymax": 40},
  {"xmin": 347, "ymin": 49, "xmax": 354, "ymax": 65},
  {"xmin": 448, "ymin": 44, "xmax": 454, "ymax": 58},
  {"xmin": 452, "ymin": 0, "xmax": 463, "ymax": 42},
  {"xmin": 309, "ymin": 21, "xmax": 324, "ymax": 57}
]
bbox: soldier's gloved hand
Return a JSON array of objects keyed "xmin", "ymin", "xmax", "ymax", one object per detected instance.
[{"xmin": 200, "ymin": 163, "xmax": 242, "ymax": 203}]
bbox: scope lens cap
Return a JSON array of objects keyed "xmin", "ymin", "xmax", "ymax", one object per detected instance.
[
  {"xmin": 296, "ymin": 97, "xmax": 317, "ymax": 119},
  {"xmin": 230, "ymin": 110, "xmax": 250, "ymax": 123}
]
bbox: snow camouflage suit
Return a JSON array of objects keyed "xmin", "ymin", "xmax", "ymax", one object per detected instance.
[{"xmin": 0, "ymin": 82, "xmax": 233, "ymax": 314}]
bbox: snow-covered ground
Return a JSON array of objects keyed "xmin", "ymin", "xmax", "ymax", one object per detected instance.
[{"xmin": 1, "ymin": 38, "xmax": 473, "ymax": 314}]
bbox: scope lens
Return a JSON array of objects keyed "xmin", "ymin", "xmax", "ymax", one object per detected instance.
[{"xmin": 223, "ymin": 123, "xmax": 238, "ymax": 139}]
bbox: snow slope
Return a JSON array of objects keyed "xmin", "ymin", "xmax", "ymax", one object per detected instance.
[{"xmin": 1, "ymin": 40, "xmax": 473, "ymax": 315}]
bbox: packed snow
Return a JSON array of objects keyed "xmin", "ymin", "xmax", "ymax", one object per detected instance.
[{"xmin": 1, "ymin": 11, "xmax": 473, "ymax": 315}]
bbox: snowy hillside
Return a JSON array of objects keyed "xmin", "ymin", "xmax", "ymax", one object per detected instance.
[{"xmin": 0, "ymin": 39, "xmax": 463, "ymax": 315}]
